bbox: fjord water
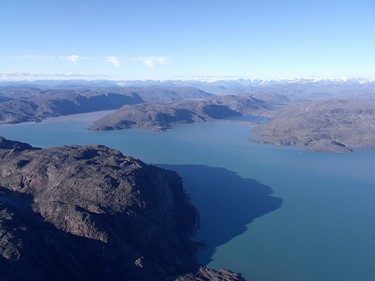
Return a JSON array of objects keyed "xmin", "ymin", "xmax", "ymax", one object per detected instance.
[{"xmin": 1, "ymin": 115, "xmax": 375, "ymax": 281}]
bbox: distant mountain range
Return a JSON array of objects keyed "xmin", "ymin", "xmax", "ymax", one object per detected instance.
[
  {"xmin": 116, "ymin": 78, "xmax": 375, "ymax": 98},
  {"xmin": 0, "ymin": 86, "xmax": 212, "ymax": 124}
]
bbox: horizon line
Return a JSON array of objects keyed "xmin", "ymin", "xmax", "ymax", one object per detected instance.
[{"xmin": 1, "ymin": 72, "xmax": 374, "ymax": 83}]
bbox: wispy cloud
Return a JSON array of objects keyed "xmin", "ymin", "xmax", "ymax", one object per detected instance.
[
  {"xmin": 7, "ymin": 54, "xmax": 82, "ymax": 64},
  {"xmin": 106, "ymin": 56, "xmax": 121, "ymax": 67},
  {"xmin": 67, "ymin": 54, "xmax": 80, "ymax": 64},
  {"xmin": 136, "ymin": 56, "xmax": 168, "ymax": 68},
  {"xmin": 4, "ymin": 54, "xmax": 169, "ymax": 68}
]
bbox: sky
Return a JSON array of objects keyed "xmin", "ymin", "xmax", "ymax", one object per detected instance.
[{"xmin": 1, "ymin": 0, "xmax": 375, "ymax": 80}]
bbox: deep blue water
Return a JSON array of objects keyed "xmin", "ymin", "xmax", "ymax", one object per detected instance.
[{"xmin": 1, "ymin": 115, "xmax": 375, "ymax": 281}]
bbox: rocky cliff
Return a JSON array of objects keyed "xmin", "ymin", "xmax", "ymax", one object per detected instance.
[{"xmin": 0, "ymin": 137, "xmax": 245, "ymax": 281}]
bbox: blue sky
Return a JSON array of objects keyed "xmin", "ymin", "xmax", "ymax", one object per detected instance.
[{"xmin": 1, "ymin": 0, "xmax": 374, "ymax": 80}]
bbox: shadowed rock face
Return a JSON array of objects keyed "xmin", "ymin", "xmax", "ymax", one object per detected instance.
[{"xmin": 0, "ymin": 137, "xmax": 245, "ymax": 281}]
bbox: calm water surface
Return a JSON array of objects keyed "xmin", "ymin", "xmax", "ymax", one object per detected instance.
[{"xmin": 1, "ymin": 115, "xmax": 375, "ymax": 281}]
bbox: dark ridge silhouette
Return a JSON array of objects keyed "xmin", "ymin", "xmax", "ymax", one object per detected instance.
[{"xmin": 157, "ymin": 164, "xmax": 282, "ymax": 264}]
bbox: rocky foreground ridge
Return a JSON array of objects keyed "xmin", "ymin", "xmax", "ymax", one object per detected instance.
[{"xmin": 0, "ymin": 137, "xmax": 245, "ymax": 281}]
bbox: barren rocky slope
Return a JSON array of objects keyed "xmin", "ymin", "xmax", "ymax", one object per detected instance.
[
  {"xmin": 0, "ymin": 137, "xmax": 245, "ymax": 281},
  {"xmin": 252, "ymin": 99, "xmax": 375, "ymax": 153},
  {"xmin": 90, "ymin": 95, "xmax": 277, "ymax": 131}
]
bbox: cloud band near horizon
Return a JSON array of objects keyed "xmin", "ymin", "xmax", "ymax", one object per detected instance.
[{"xmin": 4, "ymin": 54, "xmax": 169, "ymax": 68}]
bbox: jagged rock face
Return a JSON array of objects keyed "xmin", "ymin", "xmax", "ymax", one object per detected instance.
[{"xmin": 0, "ymin": 138, "xmax": 201, "ymax": 281}]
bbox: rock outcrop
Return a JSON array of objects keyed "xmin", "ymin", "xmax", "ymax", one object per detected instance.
[{"xmin": 0, "ymin": 137, "xmax": 245, "ymax": 281}]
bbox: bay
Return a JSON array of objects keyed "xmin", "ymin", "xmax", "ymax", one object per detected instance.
[{"xmin": 1, "ymin": 114, "xmax": 375, "ymax": 281}]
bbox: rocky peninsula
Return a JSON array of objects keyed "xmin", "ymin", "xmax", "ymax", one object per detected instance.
[
  {"xmin": 252, "ymin": 99, "xmax": 375, "ymax": 153},
  {"xmin": 0, "ymin": 137, "xmax": 245, "ymax": 281},
  {"xmin": 90, "ymin": 95, "xmax": 275, "ymax": 131}
]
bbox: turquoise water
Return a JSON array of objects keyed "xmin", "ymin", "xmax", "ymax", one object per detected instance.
[{"xmin": 1, "ymin": 116, "xmax": 375, "ymax": 281}]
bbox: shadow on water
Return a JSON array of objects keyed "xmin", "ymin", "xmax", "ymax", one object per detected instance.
[{"xmin": 157, "ymin": 164, "xmax": 282, "ymax": 265}]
